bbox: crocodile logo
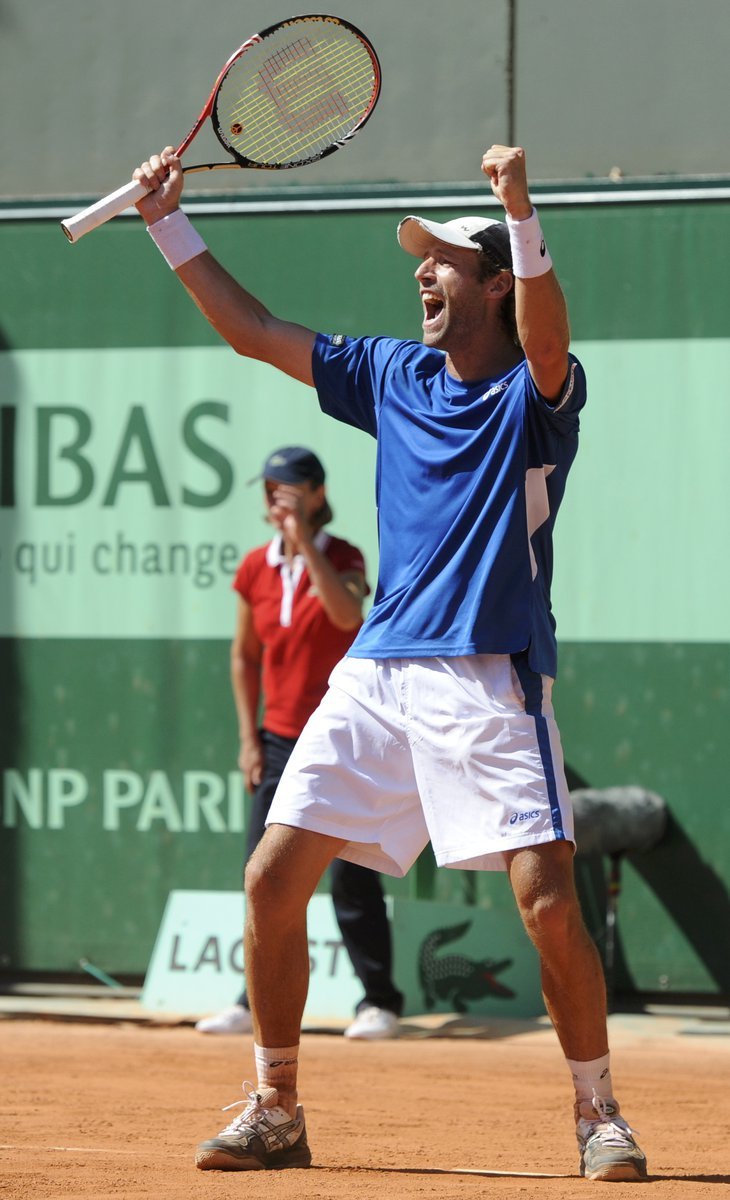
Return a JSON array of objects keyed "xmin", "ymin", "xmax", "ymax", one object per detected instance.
[{"xmin": 418, "ymin": 920, "xmax": 515, "ymax": 1012}]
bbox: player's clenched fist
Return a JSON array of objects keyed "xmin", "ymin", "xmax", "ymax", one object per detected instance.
[{"xmin": 482, "ymin": 145, "xmax": 533, "ymax": 222}]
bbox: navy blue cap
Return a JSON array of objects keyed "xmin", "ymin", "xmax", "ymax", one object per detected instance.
[{"xmin": 250, "ymin": 446, "xmax": 326, "ymax": 486}]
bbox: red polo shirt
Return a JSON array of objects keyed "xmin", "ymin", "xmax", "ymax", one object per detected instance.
[{"xmin": 233, "ymin": 531, "xmax": 368, "ymax": 738}]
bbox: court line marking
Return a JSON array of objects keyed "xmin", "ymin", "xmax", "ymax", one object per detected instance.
[
  {"xmin": 0, "ymin": 1143, "xmax": 187, "ymax": 1157},
  {"xmin": 437, "ymin": 1168, "xmax": 569, "ymax": 1178},
  {"xmin": 354, "ymin": 1165, "xmax": 572, "ymax": 1179},
  {"xmin": 0, "ymin": 1144, "xmax": 574, "ymax": 1177}
]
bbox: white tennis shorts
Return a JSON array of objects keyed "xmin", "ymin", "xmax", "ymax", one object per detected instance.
[{"xmin": 266, "ymin": 653, "xmax": 575, "ymax": 876}]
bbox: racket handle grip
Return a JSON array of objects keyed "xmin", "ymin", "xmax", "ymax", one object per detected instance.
[{"xmin": 60, "ymin": 178, "xmax": 149, "ymax": 244}]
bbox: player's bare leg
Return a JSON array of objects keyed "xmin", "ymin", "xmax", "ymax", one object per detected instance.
[
  {"xmin": 244, "ymin": 824, "xmax": 347, "ymax": 1056},
  {"xmin": 507, "ymin": 842, "xmax": 647, "ymax": 1181},
  {"xmin": 507, "ymin": 841, "xmax": 607, "ymax": 1059},
  {"xmin": 195, "ymin": 824, "xmax": 344, "ymax": 1172}
]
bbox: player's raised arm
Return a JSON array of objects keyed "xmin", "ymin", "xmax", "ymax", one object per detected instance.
[
  {"xmin": 482, "ymin": 145, "xmax": 570, "ymax": 402},
  {"xmin": 134, "ymin": 148, "xmax": 316, "ymax": 387}
]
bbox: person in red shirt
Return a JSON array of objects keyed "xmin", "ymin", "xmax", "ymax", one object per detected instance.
[{"xmin": 196, "ymin": 446, "xmax": 403, "ymax": 1040}]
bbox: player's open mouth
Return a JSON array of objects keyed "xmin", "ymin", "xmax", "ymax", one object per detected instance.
[{"xmin": 421, "ymin": 290, "xmax": 444, "ymax": 329}]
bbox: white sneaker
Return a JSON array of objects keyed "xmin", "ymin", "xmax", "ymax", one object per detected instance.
[
  {"xmin": 195, "ymin": 1004, "xmax": 253, "ymax": 1035},
  {"xmin": 344, "ymin": 1006, "xmax": 401, "ymax": 1040}
]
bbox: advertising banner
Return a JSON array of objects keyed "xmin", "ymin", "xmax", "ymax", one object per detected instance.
[
  {"xmin": 142, "ymin": 891, "xmax": 544, "ymax": 1021},
  {"xmin": 0, "ymin": 347, "xmax": 376, "ymax": 639}
]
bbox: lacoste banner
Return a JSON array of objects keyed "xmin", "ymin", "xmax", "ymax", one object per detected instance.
[{"xmin": 143, "ymin": 891, "xmax": 544, "ymax": 1020}]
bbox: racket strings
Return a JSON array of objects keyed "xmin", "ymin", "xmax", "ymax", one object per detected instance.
[
  {"xmin": 232, "ymin": 37, "xmax": 372, "ymax": 118},
  {"xmin": 240, "ymin": 66, "xmax": 372, "ymax": 159},
  {"xmin": 246, "ymin": 63, "xmax": 374, "ymax": 161},
  {"xmin": 216, "ymin": 26, "xmax": 377, "ymax": 166},
  {"xmin": 226, "ymin": 40, "xmax": 374, "ymax": 159}
]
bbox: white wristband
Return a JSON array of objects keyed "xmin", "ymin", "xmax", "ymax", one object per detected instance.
[
  {"xmin": 506, "ymin": 207, "xmax": 553, "ymax": 278},
  {"xmin": 147, "ymin": 209, "xmax": 207, "ymax": 270}
]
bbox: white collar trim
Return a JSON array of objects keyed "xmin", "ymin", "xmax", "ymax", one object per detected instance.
[{"xmin": 265, "ymin": 530, "xmax": 332, "ymax": 627}]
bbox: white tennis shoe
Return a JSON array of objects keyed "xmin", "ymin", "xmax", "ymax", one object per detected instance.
[
  {"xmin": 344, "ymin": 1006, "xmax": 401, "ymax": 1040},
  {"xmin": 195, "ymin": 1004, "xmax": 253, "ymax": 1035}
]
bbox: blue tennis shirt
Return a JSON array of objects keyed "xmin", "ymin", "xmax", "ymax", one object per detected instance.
[{"xmin": 312, "ymin": 333, "xmax": 586, "ymax": 678}]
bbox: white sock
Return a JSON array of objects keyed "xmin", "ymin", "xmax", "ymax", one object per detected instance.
[
  {"xmin": 567, "ymin": 1053, "xmax": 614, "ymax": 1108},
  {"xmin": 254, "ymin": 1042, "xmax": 299, "ymax": 1117}
]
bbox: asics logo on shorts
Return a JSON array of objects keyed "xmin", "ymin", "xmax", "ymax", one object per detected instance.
[{"xmin": 509, "ymin": 810, "xmax": 540, "ymax": 825}]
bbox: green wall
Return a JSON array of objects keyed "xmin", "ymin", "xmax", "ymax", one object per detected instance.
[{"xmin": 1, "ymin": 194, "xmax": 728, "ymax": 1000}]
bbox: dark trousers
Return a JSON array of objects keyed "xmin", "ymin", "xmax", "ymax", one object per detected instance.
[{"xmin": 237, "ymin": 728, "xmax": 403, "ymax": 1017}]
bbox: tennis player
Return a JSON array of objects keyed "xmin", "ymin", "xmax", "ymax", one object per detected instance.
[{"xmin": 133, "ymin": 142, "xmax": 647, "ymax": 1183}]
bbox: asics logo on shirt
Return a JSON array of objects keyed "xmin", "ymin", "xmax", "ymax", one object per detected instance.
[
  {"xmin": 483, "ymin": 381, "xmax": 509, "ymax": 400},
  {"xmin": 509, "ymin": 810, "xmax": 540, "ymax": 825}
]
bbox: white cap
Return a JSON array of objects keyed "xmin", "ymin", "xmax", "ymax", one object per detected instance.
[{"xmin": 397, "ymin": 214, "xmax": 512, "ymax": 268}]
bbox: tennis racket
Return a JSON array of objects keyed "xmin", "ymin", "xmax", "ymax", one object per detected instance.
[{"xmin": 61, "ymin": 14, "xmax": 381, "ymax": 244}]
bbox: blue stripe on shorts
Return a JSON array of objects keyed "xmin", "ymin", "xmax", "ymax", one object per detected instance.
[{"xmin": 510, "ymin": 651, "xmax": 566, "ymax": 841}]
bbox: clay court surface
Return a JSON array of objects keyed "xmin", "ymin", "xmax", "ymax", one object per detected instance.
[{"xmin": 1, "ymin": 1014, "xmax": 728, "ymax": 1199}]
